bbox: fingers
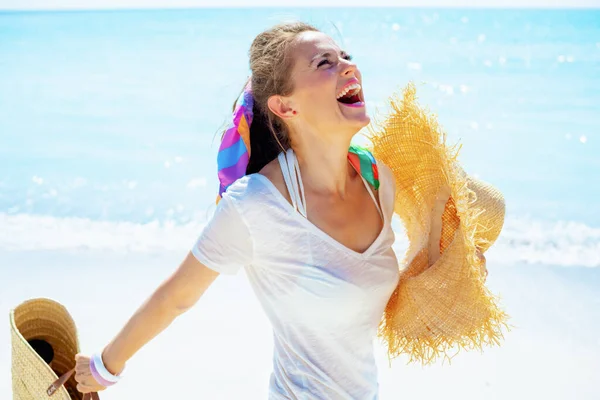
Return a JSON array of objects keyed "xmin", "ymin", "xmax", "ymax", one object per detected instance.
[
  {"xmin": 77, "ymin": 380, "xmax": 106, "ymax": 394},
  {"xmin": 74, "ymin": 354, "xmax": 107, "ymax": 394},
  {"xmin": 75, "ymin": 369, "xmax": 91, "ymax": 382},
  {"xmin": 77, "ymin": 383, "xmax": 104, "ymax": 394},
  {"xmin": 75, "ymin": 354, "xmax": 90, "ymax": 372},
  {"xmin": 475, "ymin": 249, "xmax": 488, "ymax": 282},
  {"xmin": 76, "ymin": 378, "xmax": 106, "ymax": 393}
]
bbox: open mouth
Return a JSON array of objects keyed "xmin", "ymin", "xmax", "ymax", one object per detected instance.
[{"xmin": 336, "ymin": 82, "xmax": 364, "ymax": 107}]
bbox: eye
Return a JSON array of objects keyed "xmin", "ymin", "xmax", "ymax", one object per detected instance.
[
  {"xmin": 317, "ymin": 59, "xmax": 332, "ymax": 68},
  {"xmin": 343, "ymin": 53, "xmax": 353, "ymax": 62}
]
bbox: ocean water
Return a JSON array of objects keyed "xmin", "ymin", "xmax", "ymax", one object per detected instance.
[{"xmin": 0, "ymin": 8, "xmax": 599, "ymax": 266}]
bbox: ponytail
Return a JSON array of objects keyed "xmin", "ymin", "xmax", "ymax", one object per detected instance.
[
  {"xmin": 216, "ymin": 22, "xmax": 317, "ymax": 199},
  {"xmin": 246, "ymin": 101, "xmax": 289, "ymax": 174}
]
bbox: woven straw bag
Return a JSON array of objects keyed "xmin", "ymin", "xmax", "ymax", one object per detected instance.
[
  {"xmin": 10, "ymin": 298, "xmax": 84, "ymax": 399},
  {"xmin": 369, "ymin": 83, "xmax": 509, "ymax": 364}
]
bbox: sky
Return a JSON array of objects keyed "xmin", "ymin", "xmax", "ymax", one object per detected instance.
[{"xmin": 1, "ymin": 0, "xmax": 599, "ymax": 11}]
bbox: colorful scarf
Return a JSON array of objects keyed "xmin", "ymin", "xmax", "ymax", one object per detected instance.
[
  {"xmin": 217, "ymin": 82, "xmax": 253, "ymax": 200},
  {"xmin": 348, "ymin": 144, "xmax": 380, "ymax": 190}
]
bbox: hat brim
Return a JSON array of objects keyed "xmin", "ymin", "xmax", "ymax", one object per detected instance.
[
  {"xmin": 369, "ymin": 82, "xmax": 509, "ymax": 364},
  {"xmin": 10, "ymin": 298, "xmax": 82, "ymax": 400}
]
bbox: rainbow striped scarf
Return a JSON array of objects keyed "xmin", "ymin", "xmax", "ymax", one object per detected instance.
[
  {"xmin": 217, "ymin": 84, "xmax": 253, "ymax": 200},
  {"xmin": 347, "ymin": 144, "xmax": 380, "ymax": 190}
]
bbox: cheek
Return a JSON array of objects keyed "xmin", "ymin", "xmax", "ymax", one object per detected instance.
[
  {"xmin": 294, "ymin": 71, "xmax": 339, "ymax": 116},
  {"xmin": 315, "ymin": 78, "xmax": 338, "ymax": 108},
  {"xmin": 301, "ymin": 87, "xmax": 335, "ymax": 113},
  {"xmin": 307, "ymin": 70, "xmax": 337, "ymax": 94}
]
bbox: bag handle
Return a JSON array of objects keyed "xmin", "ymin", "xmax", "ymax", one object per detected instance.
[{"xmin": 47, "ymin": 368, "xmax": 100, "ymax": 400}]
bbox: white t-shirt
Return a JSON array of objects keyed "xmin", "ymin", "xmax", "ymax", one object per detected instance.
[{"xmin": 192, "ymin": 161, "xmax": 400, "ymax": 399}]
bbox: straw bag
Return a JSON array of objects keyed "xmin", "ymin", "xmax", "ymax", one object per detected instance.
[
  {"xmin": 370, "ymin": 83, "xmax": 509, "ymax": 364},
  {"xmin": 10, "ymin": 298, "xmax": 99, "ymax": 399}
]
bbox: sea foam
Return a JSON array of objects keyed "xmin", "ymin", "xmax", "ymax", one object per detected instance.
[{"xmin": 1, "ymin": 213, "xmax": 598, "ymax": 267}]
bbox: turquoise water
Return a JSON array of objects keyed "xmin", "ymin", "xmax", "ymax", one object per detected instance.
[{"xmin": 0, "ymin": 8, "xmax": 599, "ymax": 259}]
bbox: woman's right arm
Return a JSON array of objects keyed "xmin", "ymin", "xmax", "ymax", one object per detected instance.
[{"xmin": 75, "ymin": 251, "xmax": 219, "ymax": 393}]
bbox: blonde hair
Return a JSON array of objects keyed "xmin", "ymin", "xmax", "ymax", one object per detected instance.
[{"xmin": 242, "ymin": 22, "xmax": 319, "ymax": 174}]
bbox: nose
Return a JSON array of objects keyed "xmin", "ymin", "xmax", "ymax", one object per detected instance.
[{"xmin": 340, "ymin": 58, "xmax": 358, "ymax": 76}]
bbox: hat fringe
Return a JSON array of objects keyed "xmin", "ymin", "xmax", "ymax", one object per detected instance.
[{"xmin": 368, "ymin": 83, "xmax": 510, "ymax": 365}]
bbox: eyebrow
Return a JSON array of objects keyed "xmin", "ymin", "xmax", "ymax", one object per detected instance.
[{"xmin": 310, "ymin": 50, "xmax": 348, "ymax": 66}]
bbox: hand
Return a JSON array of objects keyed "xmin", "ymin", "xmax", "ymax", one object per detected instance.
[
  {"xmin": 74, "ymin": 354, "xmax": 107, "ymax": 394},
  {"xmin": 428, "ymin": 184, "xmax": 452, "ymax": 265},
  {"xmin": 476, "ymin": 249, "xmax": 488, "ymax": 281}
]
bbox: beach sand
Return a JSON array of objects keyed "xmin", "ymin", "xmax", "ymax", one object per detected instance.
[{"xmin": 2, "ymin": 248, "xmax": 599, "ymax": 399}]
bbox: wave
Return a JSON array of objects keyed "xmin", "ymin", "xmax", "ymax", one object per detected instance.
[
  {"xmin": 1, "ymin": 213, "xmax": 599, "ymax": 267},
  {"xmin": 489, "ymin": 217, "xmax": 600, "ymax": 268},
  {"xmin": 0, "ymin": 213, "xmax": 204, "ymax": 253}
]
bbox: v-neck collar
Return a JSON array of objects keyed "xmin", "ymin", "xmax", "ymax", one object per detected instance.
[{"xmin": 251, "ymin": 171, "xmax": 388, "ymax": 259}]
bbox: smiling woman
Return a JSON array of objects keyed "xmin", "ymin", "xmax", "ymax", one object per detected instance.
[
  {"xmin": 237, "ymin": 23, "xmax": 372, "ymax": 179},
  {"xmin": 70, "ymin": 20, "xmax": 504, "ymax": 399}
]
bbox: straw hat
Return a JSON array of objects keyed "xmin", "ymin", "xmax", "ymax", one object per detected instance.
[
  {"xmin": 369, "ymin": 83, "xmax": 509, "ymax": 364},
  {"xmin": 10, "ymin": 298, "xmax": 83, "ymax": 400}
]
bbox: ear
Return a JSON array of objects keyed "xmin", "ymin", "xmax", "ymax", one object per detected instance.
[{"xmin": 267, "ymin": 95, "xmax": 296, "ymax": 120}]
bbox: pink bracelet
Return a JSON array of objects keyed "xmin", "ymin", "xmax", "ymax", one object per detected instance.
[
  {"xmin": 90, "ymin": 359, "xmax": 115, "ymax": 387},
  {"xmin": 90, "ymin": 352, "xmax": 122, "ymax": 387}
]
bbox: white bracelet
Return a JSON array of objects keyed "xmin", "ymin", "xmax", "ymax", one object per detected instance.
[{"xmin": 91, "ymin": 352, "xmax": 123, "ymax": 383}]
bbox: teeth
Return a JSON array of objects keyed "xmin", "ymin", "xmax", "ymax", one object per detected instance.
[{"xmin": 336, "ymin": 83, "xmax": 361, "ymax": 99}]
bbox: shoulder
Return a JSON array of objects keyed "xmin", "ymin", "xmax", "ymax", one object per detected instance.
[
  {"xmin": 221, "ymin": 161, "xmax": 285, "ymax": 209},
  {"xmin": 375, "ymin": 159, "xmax": 395, "ymax": 194},
  {"xmin": 221, "ymin": 175, "xmax": 266, "ymax": 206}
]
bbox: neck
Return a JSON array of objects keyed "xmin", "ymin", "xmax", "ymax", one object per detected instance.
[{"xmin": 292, "ymin": 134, "xmax": 355, "ymax": 197}]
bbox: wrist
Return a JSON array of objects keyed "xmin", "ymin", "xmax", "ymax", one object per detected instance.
[{"xmin": 101, "ymin": 347, "xmax": 125, "ymax": 376}]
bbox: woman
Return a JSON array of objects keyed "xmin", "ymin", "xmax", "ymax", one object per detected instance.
[{"xmin": 73, "ymin": 22, "xmax": 500, "ymax": 399}]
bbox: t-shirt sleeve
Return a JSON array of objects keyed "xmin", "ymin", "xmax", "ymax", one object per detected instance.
[{"xmin": 191, "ymin": 195, "xmax": 253, "ymax": 275}]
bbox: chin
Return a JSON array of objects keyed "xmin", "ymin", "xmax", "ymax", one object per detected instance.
[
  {"xmin": 347, "ymin": 111, "xmax": 371, "ymax": 130},
  {"xmin": 341, "ymin": 115, "xmax": 370, "ymax": 138},
  {"xmin": 357, "ymin": 113, "xmax": 371, "ymax": 126},
  {"xmin": 336, "ymin": 83, "xmax": 369, "ymax": 128},
  {"xmin": 337, "ymin": 99, "xmax": 370, "ymax": 127}
]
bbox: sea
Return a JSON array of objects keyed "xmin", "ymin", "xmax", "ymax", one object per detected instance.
[
  {"xmin": 1, "ymin": 8, "xmax": 599, "ymax": 265},
  {"xmin": 0, "ymin": 8, "xmax": 599, "ymax": 399}
]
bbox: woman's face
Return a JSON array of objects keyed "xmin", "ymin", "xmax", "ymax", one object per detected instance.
[{"xmin": 276, "ymin": 31, "xmax": 370, "ymax": 140}]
